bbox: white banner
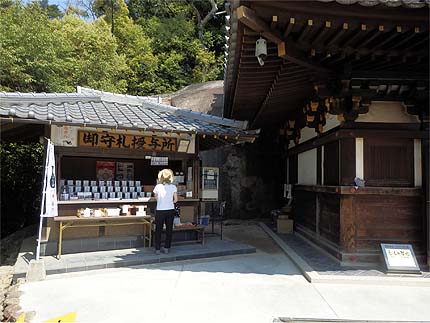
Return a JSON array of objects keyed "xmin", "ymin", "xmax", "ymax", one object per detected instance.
[{"xmin": 42, "ymin": 140, "xmax": 58, "ymax": 217}]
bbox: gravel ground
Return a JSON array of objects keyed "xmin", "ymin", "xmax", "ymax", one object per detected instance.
[{"xmin": 1, "ymin": 224, "xmax": 37, "ymax": 321}]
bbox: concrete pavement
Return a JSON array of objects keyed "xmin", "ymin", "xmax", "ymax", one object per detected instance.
[
  {"xmin": 19, "ymin": 253, "xmax": 337, "ymax": 323},
  {"xmin": 17, "ymin": 224, "xmax": 430, "ymax": 323}
]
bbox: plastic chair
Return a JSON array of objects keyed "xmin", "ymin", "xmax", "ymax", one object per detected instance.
[{"xmin": 210, "ymin": 201, "xmax": 225, "ymax": 239}]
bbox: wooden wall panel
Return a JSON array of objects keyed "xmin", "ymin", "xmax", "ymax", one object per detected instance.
[
  {"xmin": 364, "ymin": 138, "xmax": 414, "ymax": 187},
  {"xmin": 323, "ymin": 141, "xmax": 339, "ymax": 185},
  {"xmin": 294, "ymin": 190, "xmax": 316, "ymax": 232},
  {"xmin": 319, "ymin": 193, "xmax": 340, "ymax": 244},
  {"xmin": 340, "ymin": 138, "xmax": 355, "ymax": 186},
  {"xmin": 354, "ymin": 195, "xmax": 424, "ymax": 252}
]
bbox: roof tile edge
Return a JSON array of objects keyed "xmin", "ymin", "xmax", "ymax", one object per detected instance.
[{"xmin": 78, "ymin": 86, "xmax": 250, "ymax": 130}]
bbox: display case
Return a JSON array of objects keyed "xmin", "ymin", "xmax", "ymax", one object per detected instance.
[{"xmin": 201, "ymin": 167, "xmax": 219, "ymax": 200}]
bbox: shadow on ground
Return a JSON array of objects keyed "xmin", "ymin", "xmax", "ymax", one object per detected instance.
[{"xmin": 14, "ymin": 222, "xmax": 303, "ymax": 278}]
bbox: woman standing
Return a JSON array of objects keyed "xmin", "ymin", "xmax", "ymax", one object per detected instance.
[{"xmin": 153, "ymin": 169, "xmax": 178, "ymax": 254}]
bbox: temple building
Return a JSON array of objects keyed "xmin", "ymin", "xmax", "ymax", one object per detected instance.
[{"xmin": 223, "ymin": 0, "xmax": 429, "ymax": 266}]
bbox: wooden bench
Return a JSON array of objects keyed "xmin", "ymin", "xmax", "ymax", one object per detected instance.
[
  {"xmin": 54, "ymin": 215, "xmax": 152, "ymax": 259},
  {"xmin": 153, "ymin": 224, "xmax": 205, "ymax": 245}
]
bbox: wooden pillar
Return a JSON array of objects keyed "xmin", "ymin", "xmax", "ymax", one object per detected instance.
[
  {"xmin": 421, "ymin": 106, "xmax": 430, "ymax": 267},
  {"xmin": 315, "ymin": 193, "xmax": 320, "ymax": 237},
  {"xmin": 289, "ymin": 154, "xmax": 298, "ymax": 184},
  {"xmin": 339, "ymin": 195, "xmax": 356, "ymax": 252},
  {"xmin": 340, "ymin": 138, "xmax": 356, "ymax": 185},
  {"xmin": 317, "ymin": 146, "xmax": 322, "ymax": 185},
  {"xmin": 44, "ymin": 125, "xmax": 51, "ymax": 139},
  {"xmin": 423, "ymin": 138, "xmax": 430, "ymax": 266}
]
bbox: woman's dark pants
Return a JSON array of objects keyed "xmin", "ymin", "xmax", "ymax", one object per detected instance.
[{"xmin": 154, "ymin": 209, "xmax": 175, "ymax": 250}]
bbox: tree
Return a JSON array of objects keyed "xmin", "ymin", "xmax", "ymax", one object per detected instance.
[
  {"xmin": 0, "ymin": 142, "xmax": 44, "ymax": 237},
  {"xmin": 133, "ymin": 0, "xmax": 224, "ymax": 93},
  {"xmin": 0, "ymin": 2, "xmax": 57, "ymax": 91},
  {"xmin": 108, "ymin": 1, "xmax": 158, "ymax": 94},
  {"xmin": 0, "ymin": 1, "xmax": 129, "ymax": 92},
  {"xmin": 64, "ymin": 4, "xmax": 90, "ymax": 19},
  {"xmin": 0, "ymin": 0, "xmax": 227, "ymax": 95},
  {"xmin": 92, "ymin": 0, "xmax": 128, "ymax": 33},
  {"xmin": 189, "ymin": 0, "xmax": 218, "ymax": 42},
  {"xmin": 39, "ymin": 0, "xmax": 64, "ymax": 19},
  {"xmin": 50, "ymin": 15, "xmax": 129, "ymax": 92}
]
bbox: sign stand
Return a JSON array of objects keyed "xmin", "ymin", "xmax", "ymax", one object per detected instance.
[
  {"xmin": 36, "ymin": 141, "xmax": 49, "ymax": 261},
  {"xmin": 36, "ymin": 139, "xmax": 58, "ymax": 261},
  {"xmin": 380, "ymin": 243, "xmax": 421, "ymax": 274}
]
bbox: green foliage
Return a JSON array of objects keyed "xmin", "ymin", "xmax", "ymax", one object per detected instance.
[
  {"xmin": 127, "ymin": 0, "xmax": 188, "ymax": 20},
  {"xmin": 0, "ymin": 1, "xmax": 128, "ymax": 92},
  {"xmin": 0, "ymin": 143, "xmax": 44, "ymax": 237},
  {"xmin": 134, "ymin": 2, "xmax": 223, "ymax": 94},
  {"xmin": 0, "ymin": 0, "xmax": 226, "ymax": 94},
  {"xmin": 0, "ymin": 2, "xmax": 53, "ymax": 91},
  {"xmin": 50, "ymin": 16, "xmax": 129, "ymax": 92},
  {"xmin": 39, "ymin": 0, "xmax": 64, "ymax": 19}
]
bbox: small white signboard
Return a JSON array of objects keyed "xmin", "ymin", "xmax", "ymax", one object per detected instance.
[
  {"xmin": 380, "ymin": 243, "xmax": 421, "ymax": 274},
  {"xmin": 151, "ymin": 156, "xmax": 168, "ymax": 166}
]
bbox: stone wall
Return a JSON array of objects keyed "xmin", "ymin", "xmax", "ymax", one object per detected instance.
[{"xmin": 200, "ymin": 128, "xmax": 284, "ymax": 219}]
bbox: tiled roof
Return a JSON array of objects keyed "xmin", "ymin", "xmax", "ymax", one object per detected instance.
[{"xmin": 0, "ymin": 87, "xmax": 258, "ymax": 138}]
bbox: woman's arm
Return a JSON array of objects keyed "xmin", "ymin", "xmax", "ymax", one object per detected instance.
[{"xmin": 173, "ymin": 192, "xmax": 178, "ymax": 203}]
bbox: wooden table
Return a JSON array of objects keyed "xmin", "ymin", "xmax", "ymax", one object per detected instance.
[{"xmin": 53, "ymin": 215, "xmax": 152, "ymax": 259}]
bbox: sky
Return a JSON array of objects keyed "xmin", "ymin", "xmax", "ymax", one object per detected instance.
[{"xmin": 48, "ymin": 0, "xmax": 71, "ymax": 10}]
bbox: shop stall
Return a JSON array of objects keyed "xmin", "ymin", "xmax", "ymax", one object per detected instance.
[
  {"xmin": 50, "ymin": 126, "xmax": 201, "ymax": 257},
  {"xmin": 0, "ymin": 87, "xmax": 259, "ymax": 257}
]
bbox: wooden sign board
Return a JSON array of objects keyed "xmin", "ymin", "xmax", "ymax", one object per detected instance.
[
  {"xmin": 78, "ymin": 131, "xmax": 177, "ymax": 152},
  {"xmin": 380, "ymin": 243, "xmax": 421, "ymax": 274}
]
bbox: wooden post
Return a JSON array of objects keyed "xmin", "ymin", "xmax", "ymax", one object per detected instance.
[
  {"xmin": 423, "ymin": 137, "xmax": 430, "ymax": 266},
  {"xmin": 339, "ymin": 195, "xmax": 355, "ymax": 252},
  {"xmin": 420, "ymin": 106, "xmax": 430, "ymax": 267},
  {"xmin": 340, "ymin": 138, "xmax": 356, "ymax": 186},
  {"xmin": 316, "ymin": 193, "xmax": 320, "ymax": 237}
]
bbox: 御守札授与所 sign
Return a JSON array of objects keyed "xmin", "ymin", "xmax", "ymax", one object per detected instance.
[
  {"xmin": 78, "ymin": 131, "xmax": 177, "ymax": 152},
  {"xmin": 380, "ymin": 243, "xmax": 420, "ymax": 273}
]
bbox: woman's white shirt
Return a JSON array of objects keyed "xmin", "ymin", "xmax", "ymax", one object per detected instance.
[{"xmin": 153, "ymin": 183, "xmax": 177, "ymax": 210}]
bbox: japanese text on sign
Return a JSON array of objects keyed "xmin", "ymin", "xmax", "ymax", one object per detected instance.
[
  {"xmin": 78, "ymin": 131, "xmax": 177, "ymax": 152},
  {"xmin": 380, "ymin": 243, "xmax": 420, "ymax": 273},
  {"xmin": 151, "ymin": 157, "xmax": 168, "ymax": 166},
  {"xmin": 385, "ymin": 248, "xmax": 415, "ymax": 267}
]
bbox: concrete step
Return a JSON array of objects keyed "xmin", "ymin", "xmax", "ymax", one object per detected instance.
[{"xmin": 14, "ymin": 237, "xmax": 256, "ymax": 278}]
